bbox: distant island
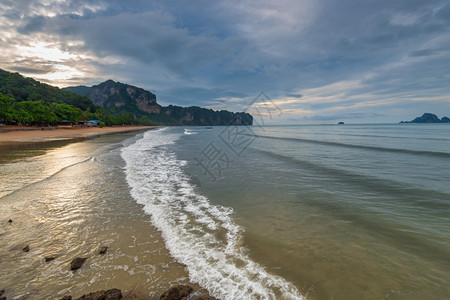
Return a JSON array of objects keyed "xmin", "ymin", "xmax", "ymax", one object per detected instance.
[
  {"xmin": 0, "ymin": 68, "xmax": 252, "ymax": 127},
  {"xmin": 400, "ymin": 113, "xmax": 450, "ymax": 123}
]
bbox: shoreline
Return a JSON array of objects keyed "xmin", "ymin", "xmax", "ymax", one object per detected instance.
[
  {"xmin": 0, "ymin": 125, "xmax": 158, "ymax": 143},
  {"xmin": 0, "ymin": 128, "xmax": 213, "ymax": 300}
]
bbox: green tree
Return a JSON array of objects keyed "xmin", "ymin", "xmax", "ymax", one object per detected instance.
[
  {"xmin": 14, "ymin": 101, "xmax": 58, "ymax": 125},
  {"xmin": 51, "ymin": 103, "xmax": 83, "ymax": 123},
  {"xmin": 0, "ymin": 93, "xmax": 15, "ymax": 123}
]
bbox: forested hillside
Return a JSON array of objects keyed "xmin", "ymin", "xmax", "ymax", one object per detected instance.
[
  {"xmin": 0, "ymin": 69, "xmax": 252, "ymax": 127},
  {"xmin": 0, "ymin": 69, "xmax": 157, "ymax": 126}
]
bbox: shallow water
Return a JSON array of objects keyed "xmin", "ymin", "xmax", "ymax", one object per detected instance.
[
  {"xmin": 121, "ymin": 128, "xmax": 303, "ymax": 299},
  {"xmin": 0, "ymin": 132, "xmax": 203, "ymax": 299},
  {"xmin": 1, "ymin": 124, "xmax": 449, "ymax": 300},
  {"xmin": 172, "ymin": 124, "xmax": 450, "ymax": 300}
]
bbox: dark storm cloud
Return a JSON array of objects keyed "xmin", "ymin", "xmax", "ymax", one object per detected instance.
[
  {"xmin": 287, "ymin": 94, "xmax": 303, "ymax": 99},
  {"xmin": 408, "ymin": 49, "xmax": 440, "ymax": 57},
  {"xmin": 17, "ymin": 10, "xmax": 239, "ymax": 78},
  {"xmin": 8, "ymin": 61, "xmax": 56, "ymax": 75},
  {"xmin": 1, "ymin": 0, "xmax": 450, "ymax": 121}
]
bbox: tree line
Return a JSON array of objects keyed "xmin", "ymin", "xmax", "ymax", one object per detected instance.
[
  {"xmin": 0, "ymin": 69, "xmax": 157, "ymax": 126},
  {"xmin": 0, "ymin": 92, "xmax": 157, "ymax": 126}
]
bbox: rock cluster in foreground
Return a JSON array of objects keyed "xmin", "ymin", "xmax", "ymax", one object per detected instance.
[
  {"xmin": 56, "ymin": 285, "xmax": 215, "ymax": 300},
  {"xmin": 0, "ymin": 286, "xmax": 216, "ymax": 300},
  {"xmin": 4, "ymin": 219, "xmax": 216, "ymax": 300}
]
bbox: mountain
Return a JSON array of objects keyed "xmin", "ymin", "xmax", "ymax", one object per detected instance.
[
  {"xmin": 400, "ymin": 113, "xmax": 450, "ymax": 123},
  {"xmin": 68, "ymin": 80, "xmax": 160, "ymax": 115},
  {"xmin": 0, "ymin": 68, "xmax": 107, "ymax": 126},
  {"xmin": 67, "ymin": 80, "xmax": 253, "ymax": 126},
  {"xmin": 0, "ymin": 68, "xmax": 97, "ymax": 112},
  {"xmin": 161, "ymin": 105, "xmax": 252, "ymax": 126}
]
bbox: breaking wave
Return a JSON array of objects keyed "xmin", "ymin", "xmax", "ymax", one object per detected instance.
[{"xmin": 121, "ymin": 128, "xmax": 304, "ymax": 300}]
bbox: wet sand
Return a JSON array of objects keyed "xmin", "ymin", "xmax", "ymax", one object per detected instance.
[
  {"xmin": 0, "ymin": 126, "xmax": 158, "ymax": 143},
  {"xmin": 0, "ymin": 129, "xmax": 207, "ymax": 300}
]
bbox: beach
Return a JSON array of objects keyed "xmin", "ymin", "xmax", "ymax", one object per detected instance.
[
  {"xmin": 0, "ymin": 126, "xmax": 157, "ymax": 143},
  {"xmin": 0, "ymin": 128, "xmax": 209, "ymax": 300}
]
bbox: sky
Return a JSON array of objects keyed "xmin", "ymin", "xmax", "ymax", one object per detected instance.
[{"xmin": 1, "ymin": 0, "xmax": 450, "ymax": 124}]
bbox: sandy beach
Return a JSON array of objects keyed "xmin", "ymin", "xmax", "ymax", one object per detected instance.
[
  {"xmin": 0, "ymin": 129, "xmax": 208, "ymax": 300},
  {"xmin": 0, "ymin": 126, "xmax": 157, "ymax": 143}
]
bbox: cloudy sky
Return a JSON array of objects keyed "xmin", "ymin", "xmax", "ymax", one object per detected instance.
[{"xmin": 1, "ymin": 0, "xmax": 450, "ymax": 123}]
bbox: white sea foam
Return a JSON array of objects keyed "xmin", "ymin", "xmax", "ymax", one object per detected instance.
[
  {"xmin": 184, "ymin": 128, "xmax": 197, "ymax": 135},
  {"xmin": 121, "ymin": 128, "xmax": 304, "ymax": 300}
]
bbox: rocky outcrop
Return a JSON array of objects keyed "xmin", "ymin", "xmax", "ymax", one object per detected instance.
[
  {"xmin": 70, "ymin": 257, "xmax": 87, "ymax": 270},
  {"xmin": 158, "ymin": 286, "xmax": 216, "ymax": 300},
  {"xmin": 401, "ymin": 113, "xmax": 450, "ymax": 123},
  {"xmin": 159, "ymin": 285, "xmax": 193, "ymax": 300},
  {"xmin": 45, "ymin": 256, "xmax": 56, "ymax": 262},
  {"xmin": 60, "ymin": 289, "xmax": 122, "ymax": 300},
  {"xmin": 67, "ymin": 80, "xmax": 160, "ymax": 115},
  {"xmin": 58, "ymin": 285, "xmax": 216, "ymax": 300},
  {"xmin": 67, "ymin": 81, "xmax": 253, "ymax": 126},
  {"xmin": 161, "ymin": 105, "xmax": 253, "ymax": 126},
  {"xmin": 77, "ymin": 288, "xmax": 122, "ymax": 300}
]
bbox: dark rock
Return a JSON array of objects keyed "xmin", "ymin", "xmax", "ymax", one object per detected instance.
[
  {"xmin": 70, "ymin": 257, "xmax": 87, "ymax": 270},
  {"xmin": 338, "ymin": 122, "xmax": 344, "ymax": 125},
  {"xmin": 401, "ymin": 113, "xmax": 450, "ymax": 123},
  {"xmin": 99, "ymin": 246, "xmax": 108, "ymax": 255},
  {"xmin": 0, "ymin": 296, "xmax": 6, "ymax": 300},
  {"xmin": 23, "ymin": 245, "xmax": 30, "ymax": 252},
  {"xmin": 76, "ymin": 288, "xmax": 122, "ymax": 300},
  {"xmin": 413, "ymin": 113, "xmax": 440, "ymax": 123},
  {"xmin": 45, "ymin": 256, "xmax": 56, "ymax": 262},
  {"xmin": 8, "ymin": 219, "xmax": 12, "ymax": 223},
  {"xmin": 122, "ymin": 290, "xmax": 140, "ymax": 300},
  {"xmin": 192, "ymin": 297, "xmax": 217, "ymax": 300},
  {"xmin": 160, "ymin": 285, "xmax": 193, "ymax": 300},
  {"xmin": 103, "ymin": 289, "xmax": 123, "ymax": 300},
  {"xmin": 60, "ymin": 296, "xmax": 72, "ymax": 300}
]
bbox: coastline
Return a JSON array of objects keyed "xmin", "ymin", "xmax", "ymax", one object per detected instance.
[
  {"xmin": 0, "ymin": 125, "xmax": 158, "ymax": 143},
  {"xmin": 0, "ymin": 128, "xmax": 213, "ymax": 300}
]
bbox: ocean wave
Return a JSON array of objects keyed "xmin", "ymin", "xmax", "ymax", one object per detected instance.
[
  {"xmin": 252, "ymin": 134, "xmax": 450, "ymax": 158},
  {"xmin": 184, "ymin": 129, "xmax": 198, "ymax": 135},
  {"xmin": 121, "ymin": 128, "xmax": 304, "ymax": 300}
]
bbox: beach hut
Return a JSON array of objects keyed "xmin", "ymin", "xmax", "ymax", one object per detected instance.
[{"xmin": 79, "ymin": 120, "xmax": 102, "ymax": 127}]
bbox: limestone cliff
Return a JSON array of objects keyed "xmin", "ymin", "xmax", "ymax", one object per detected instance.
[
  {"xmin": 68, "ymin": 80, "xmax": 160, "ymax": 115},
  {"xmin": 67, "ymin": 80, "xmax": 252, "ymax": 126}
]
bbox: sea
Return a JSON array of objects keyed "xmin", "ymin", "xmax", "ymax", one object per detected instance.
[{"xmin": 0, "ymin": 124, "xmax": 449, "ymax": 300}]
